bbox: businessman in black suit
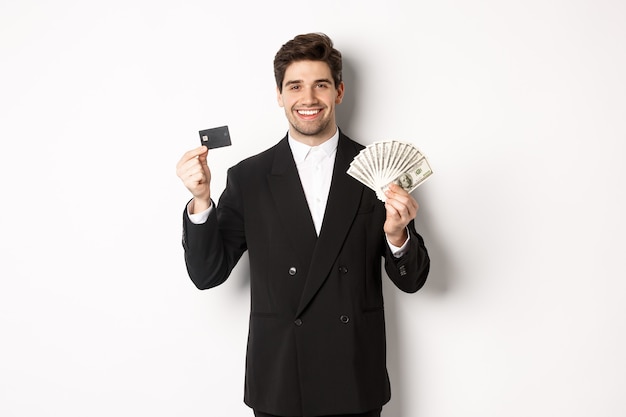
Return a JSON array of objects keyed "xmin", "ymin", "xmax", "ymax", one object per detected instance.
[{"xmin": 176, "ymin": 33, "xmax": 430, "ymax": 417}]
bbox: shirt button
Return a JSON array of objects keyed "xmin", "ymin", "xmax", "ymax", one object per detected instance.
[
  {"xmin": 338, "ymin": 266, "xmax": 348, "ymax": 274},
  {"xmin": 294, "ymin": 318, "xmax": 303, "ymax": 326},
  {"xmin": 288, "ymin": 267, "xmax": 297, "ymax": 276},
  {"xmin": 340, "ymin": 315, "xmax": 350, "ymax": 324}
]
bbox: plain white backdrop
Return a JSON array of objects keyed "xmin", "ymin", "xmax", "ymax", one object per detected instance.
[{"xmin": 1, "ymin": 1, "xmax": 625, "ymax": 416}]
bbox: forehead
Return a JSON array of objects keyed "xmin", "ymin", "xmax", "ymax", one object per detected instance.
[{"xmin": 283, "ymin": 60, "xmax": 334, "ymax": 85}]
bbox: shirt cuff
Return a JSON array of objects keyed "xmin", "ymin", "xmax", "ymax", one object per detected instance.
[
  {"xmin": 386, "ymin": 228, "xmax": 411, "ymax": 258},
  {"xmin": 187, "ymin": 201, "xmax": 213, "ymax": 224}
]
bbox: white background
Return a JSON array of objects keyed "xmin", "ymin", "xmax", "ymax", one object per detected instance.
[{"xmin": 1, "ymin": 1, "xmax": 625, "ymax": 416}]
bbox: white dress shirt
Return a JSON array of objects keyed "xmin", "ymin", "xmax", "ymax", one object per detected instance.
[{"xmin": 288, "ymin": 131, "xmax": 338, "ymax": 236}]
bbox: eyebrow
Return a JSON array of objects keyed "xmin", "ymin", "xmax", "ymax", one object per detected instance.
[{"xmin": 284, "ymin": 78, "xmax": 333, "ymax": 87}]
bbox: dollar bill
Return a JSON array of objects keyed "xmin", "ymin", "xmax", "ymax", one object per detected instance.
[
  {"xmin": 379, "ymin": 156, "xmax": 433, "ymax": 200},
  {"xmin": 347, "ymin": 140, "xmax": 433, "ymax": 202}
]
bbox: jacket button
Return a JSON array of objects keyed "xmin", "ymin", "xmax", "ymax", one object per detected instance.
[
  {"xmin": 338, "ymin": 266, "xmax": 348, "ymax": 274},
  {"xmin": 288, "ymin": 267, "xmax": 297, "ymax": 276},
  {"xmin": 294, "ymin": 318, "xmax": 303, "ymax": 326},
  {"xmin": 340, "ymin": 315, "xmax": 350, "ymax": 324}
]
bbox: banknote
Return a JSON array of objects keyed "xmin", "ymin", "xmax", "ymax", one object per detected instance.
[
  {"xmin": 378, "ymin": 156, "xmax": 433, "ymax": 200},
  {"xmin": 347, "ymin": 140, "xmax": 433, "ymax": 202}
]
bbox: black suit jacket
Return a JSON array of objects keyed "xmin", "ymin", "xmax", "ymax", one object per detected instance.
[{"xmin": 182, "ymin": 131, "xmax": 430, "ymax": 416}]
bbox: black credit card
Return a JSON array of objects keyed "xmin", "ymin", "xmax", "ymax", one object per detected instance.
[{"xmin": 199, "ymin": 125, "xmax": 232, "ymax": 149}]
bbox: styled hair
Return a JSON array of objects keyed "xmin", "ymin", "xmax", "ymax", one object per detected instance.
[{"xmin": 273, "ymin": 33, "xmax": 343, "ymax": 92}]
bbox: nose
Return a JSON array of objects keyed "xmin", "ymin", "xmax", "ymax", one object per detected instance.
[{"xmin": 301, "ymin": 86, "xmax": 317, "ymax": 104}]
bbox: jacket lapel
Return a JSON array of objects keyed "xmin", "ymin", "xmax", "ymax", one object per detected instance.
[
  {"xmin": 296, "ymin": 134, "xmax": 364, "ymax": 317},
  {"xmin": 267, "ymin": 137, "xmax": 318, "ymax": 270}
]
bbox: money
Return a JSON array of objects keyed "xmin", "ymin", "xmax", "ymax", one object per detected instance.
[{"xmin": 347, "ymin": 140, "xmax": 433, "ymax": 202}]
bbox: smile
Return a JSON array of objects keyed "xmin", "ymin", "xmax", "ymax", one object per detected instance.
[{"xmin": 297, "ymin": 109, "xmax": 320, "ymax": 116}]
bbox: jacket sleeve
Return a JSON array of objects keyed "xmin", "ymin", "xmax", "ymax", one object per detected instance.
[
  {"xmin": 383, "ymin": 220, "xmax": 430, "ymax": 293},
  {"xmin": 181, "ymin": 168, "xmax": 248, "ymax": 290}
]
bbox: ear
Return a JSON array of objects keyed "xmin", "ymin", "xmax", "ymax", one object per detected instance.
[
  {"xmin": 276, "ymin": 86, "xmax": 284, "ymax": 108},
  {"xmin": 335, "ymin": 81, "xmax": 345, "ymax": 104}
]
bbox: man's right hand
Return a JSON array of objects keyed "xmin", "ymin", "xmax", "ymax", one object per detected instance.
[{"xmin": 176, "ymin": 146, "xmax": 212, "ymax": 213}]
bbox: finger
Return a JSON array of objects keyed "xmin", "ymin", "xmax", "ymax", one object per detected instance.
[
  {"xmin": 176, "ymin": 146, "xmax": 209, "ymax": 170},
  {"xmin": 186, "ymin": 156, "xmax": 211, "ymax": 177},
  {"xmin": 177, "ymin": 162, "xmax": 205, "ymax": 186},
  {"xmin": 385, "ymin": 198, "xmax": 410, "ymax": 220},
  {"xmin": 198, "ymin": 147, "xmax": 209, "ymax": 164},
  {"xmin": 177, "ymin": 158, "xmax": 199, "ymax": 178},
  {"xmin": 385, "ymin": 184, "xmax": 418, "ymax": 214},
  {"xmin": 386, "ymin": 183, "xmax": 413, "ymax": 201},
  {"xmin": 177, "ymin": 149, "xmax": 209, "ymax": 177},
  {"xmin": 387, "ymin": 182, "xmax": 406, "ymax": 194},
  {"xmin": 185, "ymin": 170, "xmax": 208, "ymax": 185},
  {"xmin": 385, "ymin": 187, "xmax": 412, "ymax": 212},
  {"xmin": 385, "ymin": 194, "xmax": 419, "ymax": 223}
]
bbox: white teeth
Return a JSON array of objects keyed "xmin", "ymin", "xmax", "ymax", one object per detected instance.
[{"xmin": 298, "ymin": 109, "xmax": 319, "ymax": 115}]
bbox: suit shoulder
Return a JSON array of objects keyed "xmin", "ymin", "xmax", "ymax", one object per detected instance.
[
  {"xmin": 339, "ymin": 132, "xmax": 366, "ymax": 150},
  {"xmin": 337, "ymin": 132, "xmax": 367, "ymax": 161}
]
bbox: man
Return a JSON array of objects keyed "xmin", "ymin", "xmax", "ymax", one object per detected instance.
[{"xmin": 176, "ymin": 33, "xmax": 430, "ymax": 417}]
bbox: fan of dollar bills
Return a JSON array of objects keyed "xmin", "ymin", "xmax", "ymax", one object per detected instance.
[{"xmin": 347, "ymin": 140, "xmax": 433, "ymax": 202}]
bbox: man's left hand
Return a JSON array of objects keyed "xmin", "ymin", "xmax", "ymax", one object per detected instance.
[{"xmin": 383, "ymin": 183, "xmax": 419, "ymax": 247}]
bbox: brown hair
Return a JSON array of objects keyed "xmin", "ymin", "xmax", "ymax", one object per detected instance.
[{"xmin": 273, "ymin": 33, "xmax": 343, "ymax": 93}]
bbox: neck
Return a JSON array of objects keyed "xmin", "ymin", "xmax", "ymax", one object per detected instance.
[{"xmin": 289, "ymin": 126, "xmax": 338, "ymax": 147}]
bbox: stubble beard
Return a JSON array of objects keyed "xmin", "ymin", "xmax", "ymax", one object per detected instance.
[{"xmin": 288, "ymin": 111, "xmax": 334, "ymax": 139}]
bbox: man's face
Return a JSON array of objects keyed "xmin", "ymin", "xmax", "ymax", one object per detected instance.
[{"xmin": 277, "ymin": 60, "xmax": 344, "ymax": 145}]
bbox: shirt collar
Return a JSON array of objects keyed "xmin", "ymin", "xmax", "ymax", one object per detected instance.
[{"xmin": 288, "ymin": 128, "xmax": 340, "ymax": 164}]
